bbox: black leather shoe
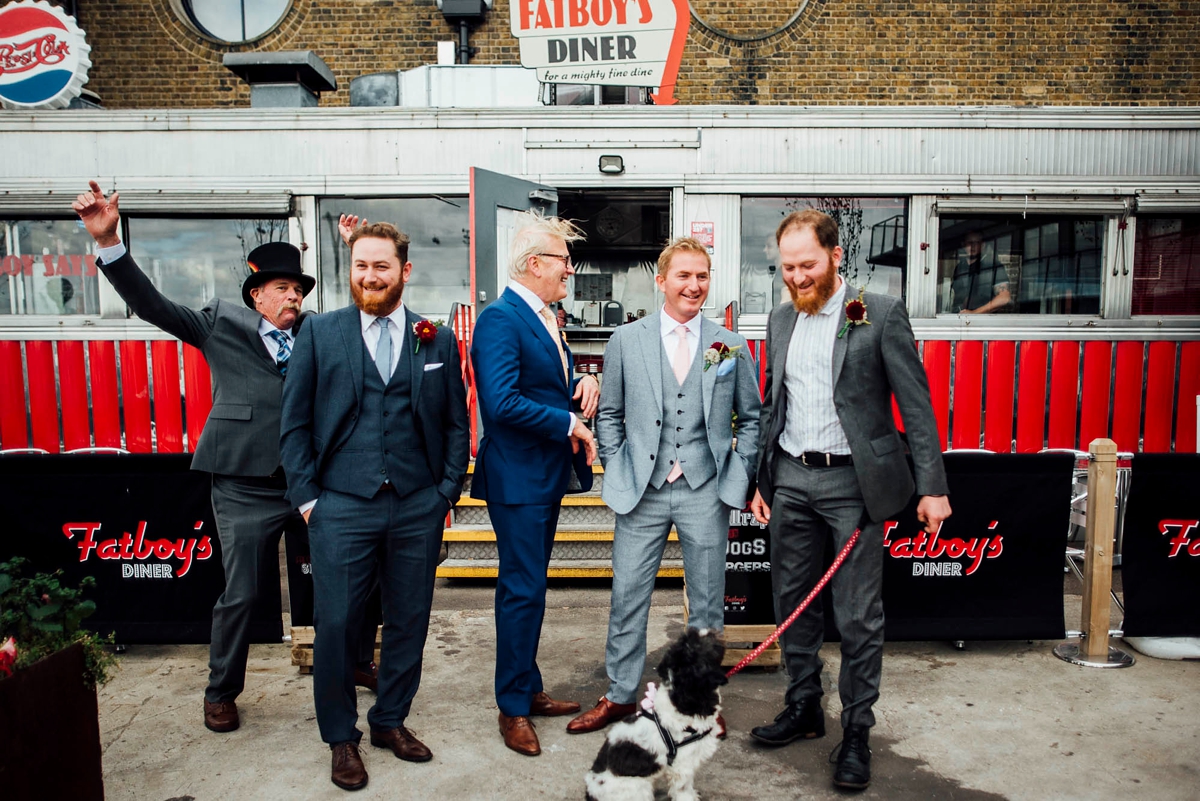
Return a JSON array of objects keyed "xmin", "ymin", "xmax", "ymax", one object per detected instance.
[
  {"xmin": 832, "ymin": 724, "xmax": 871, "ymax": 790},
  {"xmin": 750, "ymin": 699, "xmax": 825, "ymax": 745}
]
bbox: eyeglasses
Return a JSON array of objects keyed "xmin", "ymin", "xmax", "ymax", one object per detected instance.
[{"xmin": 535, "ymin": 252, "xmax": 573, "ymax": 268}]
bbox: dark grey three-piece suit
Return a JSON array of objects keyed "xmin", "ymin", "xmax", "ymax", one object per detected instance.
[
  {"xmin": 96, "ymin": 251, "xmax": 316, "ymax": 704},
  {"xmin": 757, "ymin": 291, "xmax": 948, "ymax": 729}
]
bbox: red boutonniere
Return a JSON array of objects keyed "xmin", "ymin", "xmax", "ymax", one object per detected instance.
[
  {"xmin": 837, "ymin": 288, "xmax": 870, "ymax": 339},
  {"xmin": 0, "ymin": 636, "xmax": 16, "ymax": 678},
  {"xmin": 703, "ymin": 341, "xmax": 742, "ymax": 372},
  {"xmin": 412, "ymin": 319, "xmax": 440, "ymax": 353}
]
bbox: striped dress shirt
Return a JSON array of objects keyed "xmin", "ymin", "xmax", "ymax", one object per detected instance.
[{"xmin": 779, "ymin": 278, "xmax": 852, "ymax": 457}]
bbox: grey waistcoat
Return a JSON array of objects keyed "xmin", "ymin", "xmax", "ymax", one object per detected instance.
[{"xmin": 649, "ymin": 343, "xmax": 717, "ymax": 490}]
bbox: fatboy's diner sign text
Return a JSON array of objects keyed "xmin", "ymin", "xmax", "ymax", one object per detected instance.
[
  {"xmin": 510, "ymin": 0, "xmax": 689, "ymax": 104},
  {"xmin": 0, "ymin": 0, "xmax": 91, "ymax": 109}
]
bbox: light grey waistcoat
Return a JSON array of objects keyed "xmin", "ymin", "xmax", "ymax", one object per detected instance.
[{"xmin": 648, "ymin": 341, "xmax": 716, "ymax": 489}]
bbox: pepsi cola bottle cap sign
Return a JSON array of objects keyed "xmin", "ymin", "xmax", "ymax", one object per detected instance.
[{"xmin": 0, "ymin": 0, "xmax": 92, "ymax": 109}]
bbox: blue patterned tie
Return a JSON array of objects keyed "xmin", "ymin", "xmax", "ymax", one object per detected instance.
[
  {"xmin": 375, "ymin": 317, "xmax": 392, "ymax": 383},
  {"xmin": 267, "ymin": 330, "xmax": 291, "ymax": 377}
]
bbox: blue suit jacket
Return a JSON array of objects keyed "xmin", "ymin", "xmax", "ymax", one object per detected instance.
[
  {"xmin": 469, "ymin": 287, "xmax": 593, "ymax": 505},
  {"xmin": 279, "ymin": 304, "xmax": 470, "ymax": 509}
]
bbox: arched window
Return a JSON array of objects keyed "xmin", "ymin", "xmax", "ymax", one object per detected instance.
[{"xmin": 174, "ymin": 0, "xmax": 291, "ymax": 44}]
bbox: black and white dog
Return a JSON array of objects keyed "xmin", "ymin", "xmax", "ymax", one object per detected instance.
[{"xmin": 585, "ymin": 629, "xmax": 727, "ymax": 801}]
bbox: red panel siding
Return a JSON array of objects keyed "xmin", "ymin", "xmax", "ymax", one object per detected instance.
[
  {"xmin": 182, "ymin": 345, "xmax": 212, "ymax": 453},
  {"xmin": 1078, "ymin": 341, "xmax": 1114, "ymax": 450},
  {"xmin": 57, "ymin": 341, "xmax": 90, "ymax": 451},
  {"xmin": 119, "ymin": 340, "xmax": 152, "ymax": 453},
  {"xmin": 88, "ymin": 341, "xmax": 122, "ymax": 449},
  {"xmin": 150, "ymin": 340, "xmax": 183, "ymax": 453},
  {"xmin": 25, "ymin": 341, "xmax": 58, "ymax": 452},
  {"xmin": 1143, "ymin": 342, "xmax": 1177, "ymax": 453},
  {"xmin": 1016, "ymin": 341, "xmax": 1049, "ymax": 453},
  {"xmin": 1175, "ymin": 341, "xmax": 1200, "ymax": 454},
  {"xmin": 951, "ymin": 340, "xmax": 984, "ymax": 449},
  {"xmin": 1110, "ymin": 342, "xmax": 1144, "ymax": 453},
  {"xmin": 1048, "ymin": 341, "xmax": 1081, "ymax": 450},
  {"xmin": 923, "ymin": 340, "xmax": 951, "ymax": 450},
  {"xmin": 983, "ymin": 341, "xmax": 1016, "ymax": 453},
  {"xmin": 0, "ymin": 341, "xmax": 28, "ymax": 450}
]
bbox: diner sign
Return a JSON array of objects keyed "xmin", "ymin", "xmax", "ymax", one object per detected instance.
[
  {"xmin": 0, "ymin": 0, "xmax": 91, "ymax": 109},
  {"xmin": 510, "ymin": 0, "xmax": 689, "ymax": 103}
]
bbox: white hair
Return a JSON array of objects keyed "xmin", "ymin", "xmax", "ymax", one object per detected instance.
[{"xmin": 508, "ymin": 210, "xmax": 586, "ymax": 279}]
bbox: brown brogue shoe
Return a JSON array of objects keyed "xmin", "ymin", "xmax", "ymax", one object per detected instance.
[
  {"xmin": 370, "ymin": 726, "xmax": 432, "ymax": 762},
  {"xmin": 330, "ymin": 742, "xmax": 368, "ymax": 791},
  {"xmin": 498, "ymin": 713, "xmax": 541, "ymax": 756},
  {"xmin": 566, "ymin": 697, "xmax": 637, "ymax": 734},
  {"xmin": 354, "ymin": 662, "xmax": 378, "ymax": 692},
  {"xmin": 203, "ymin": 699, "xmax": 239, "ymax": 733},
  {"xmin": 529, "ymin": 691, "xmax": 581, "ymax": 717}
]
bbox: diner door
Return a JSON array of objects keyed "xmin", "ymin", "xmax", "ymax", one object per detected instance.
[{"xmin": 469, "ymin": 167, "xmax": 558, "ymax": 313}]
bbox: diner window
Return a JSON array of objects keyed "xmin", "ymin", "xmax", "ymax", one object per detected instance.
[
  {"xmin": 126, "ymin": 217, "xmax": 291, "ymax": 312},
  {"xmin": 1132, "ymin": 215, "xmax": 1200, "ymax": 316},
  {"xmin": 1, "ymin": 219, "xmax": 101, "ymax": 315},
  {"xmin": 174, "ymin": 0, "xmax": 291, "ymax": 44},
  {"xmin": 740, "ymin": 197, "xmax": 908, "ymax": 315},
  {"xmin": 937, "ymin": 215, "xmax": 1104, "ymax": 315},
  {"xmin": 318, "ymin": 197, "xmax": 470, "ymax": 320}
]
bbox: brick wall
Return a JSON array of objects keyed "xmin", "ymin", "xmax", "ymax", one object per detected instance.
[{"xmin": 70, "ymin": 0, "xmax": 1198, "ymax": 108}]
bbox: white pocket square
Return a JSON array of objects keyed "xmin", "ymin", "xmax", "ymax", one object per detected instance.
[
  {"xmin": 424, "ymin": 362, "xmax": 444, "ymax": 371},
  {"xmin": 716, "ymin": 358, "xmax": 737, "ymax": 377}
]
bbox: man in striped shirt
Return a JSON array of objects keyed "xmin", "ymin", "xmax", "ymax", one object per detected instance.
[{"xmin": 748, "ymin": 210, "xmax": 951, "ymax": 791}]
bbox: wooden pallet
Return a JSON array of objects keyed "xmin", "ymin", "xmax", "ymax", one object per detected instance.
[
  {"xmin": 290, "ymin": 626, "xmax": 382, "ymax": 675},
  {"xmin": 683, "ymin": 592, "xmax": 781, "ymax": 668}
]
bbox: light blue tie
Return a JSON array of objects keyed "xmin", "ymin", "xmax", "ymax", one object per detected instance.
[{"xmin": 375, "ymin": 317, "xmax": 392, "ymax": 383}]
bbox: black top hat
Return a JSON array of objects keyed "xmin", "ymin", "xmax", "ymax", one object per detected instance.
[{"xmin": 241, "ymin": 242, "xmax": 316, "ymax": 309}]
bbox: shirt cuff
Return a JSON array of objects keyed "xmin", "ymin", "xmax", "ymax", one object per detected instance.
[
  {"xmin": 299, "ymin": 499, "xmax": 317, "ymax": 515},
  {"xmin": 568, "ymin": 412, "xmax": 577, "ymax": 437},
  {"xmin": 96, "ymin": 242, "xmax": 127, "ymax": 263}
]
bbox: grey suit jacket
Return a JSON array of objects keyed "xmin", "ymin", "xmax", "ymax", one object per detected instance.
[
  {"xmin": 755, "ymin": 292, "xmax": 948, "ymax": 522},
  {"xmin": 596, "ymin": 312, "xmax": 762, "ymax": 515},
  {"xmin": 97, "ymin": 252, "xmax": 305, "ymax": 476}
]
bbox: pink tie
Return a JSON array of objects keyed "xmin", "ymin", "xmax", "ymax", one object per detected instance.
[{"xmin": 667, "ymin": 325, "xmax": 689, "ymax": 483}]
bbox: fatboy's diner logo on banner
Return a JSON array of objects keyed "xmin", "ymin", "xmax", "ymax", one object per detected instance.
[
  {"xmin": 510, "ymin": 0, "xmax": 689, "ymax": 104},
  {"xmin": 0, "ymin": 0, "xmax": 91, "ymax": 109},
  {"xmin": 883, "ymin": 520, "xmax": 1004, "ymax": 577},
  {"xmin": 62, "ymin": 521, "xmax": 215, "ymax": 580}
]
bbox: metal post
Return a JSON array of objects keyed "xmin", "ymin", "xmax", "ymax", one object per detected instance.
[{"xmin": 1054, "ymin": 438, "xmax": 1134, "ymax": 668}]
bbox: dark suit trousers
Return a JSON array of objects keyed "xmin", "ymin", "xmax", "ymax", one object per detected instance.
[
  {"xmin": 206, "ymin": 475, "xmax": 304, "ymax": 703},
  {"xmin": 768, "ymin": 451, "xmax": 886, "ymax": 729},
  {"xmin": 309, "ymin": 484, "xmax": 445, "ymax": 745},
  {"xmin": 489, "ymin": 501, "xmax": 561, "ymax": 717}
]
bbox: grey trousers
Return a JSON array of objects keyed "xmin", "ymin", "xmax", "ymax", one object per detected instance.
[
  {"xmin": 768, "ymin": 451, "xmax": 885, "ymax": 729},
  {"xmin": 605, "ymin": 476, "xmax": 728, "ymax": 705}
]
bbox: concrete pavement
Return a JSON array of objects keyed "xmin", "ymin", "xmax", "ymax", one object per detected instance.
[{"xmin": 97, "ymin": 579, "xmax": 1200, "ymax": 800}]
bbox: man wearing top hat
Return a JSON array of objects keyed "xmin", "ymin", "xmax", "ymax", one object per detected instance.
[{"xmin": 73, "ymin": 181, "xmax": 378, "ymax": 734}]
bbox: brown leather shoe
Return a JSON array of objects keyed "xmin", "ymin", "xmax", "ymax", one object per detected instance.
[
  {"xmin": 369, "ymin": 726, "xmax": 432, "ymax": 762},
  {"xmin": 331, "ymin": 742, "xmax": 368, "ymax": 791},
  {"xmin": 203, "ymin": 699, "xmax": 239, "ymax": 733},
  {"xmin": 715, "ymin": 712, "xmax": 727, "ymax": 740},
  {"xmin": 566, "ymin": 697, "xmax": 637, "ymax": 734},
  {"xmin": 498, "ymin": 713, "xmax": 541, "ymax": 756},
  {"xmin": 354, "ymin": 662, "xmax": 378, "ymax": 692},
  {"xmin": 529, "ymin": 691, "xmax": 581, "ymax": 717}
]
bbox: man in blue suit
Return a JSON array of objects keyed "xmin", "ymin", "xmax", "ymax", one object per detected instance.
[
  {"xmin": 281, "ymin": 223, "xmax": 469, "ymax": 791},
  {"xmin": 470, "ymin": 212, "xmax": 600, "ymax": 756}
]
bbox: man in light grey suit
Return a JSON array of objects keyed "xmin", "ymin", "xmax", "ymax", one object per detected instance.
[
  {"xmin": 568, "ymin": 237, "xmax": 761, "ymax": 734},
  {"xmin": 72, "ymin": 181, "xmax": 381, "ymax": 736},
  {"xmin": 748, "ymin": 210, "xmax": 951, "ymax": 791}
]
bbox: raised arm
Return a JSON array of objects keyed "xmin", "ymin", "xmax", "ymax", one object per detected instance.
[{"xmin": 73, "ymin": 181, "xmax": 215, "ymax": 348}]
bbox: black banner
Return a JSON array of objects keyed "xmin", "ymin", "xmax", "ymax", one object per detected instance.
[
  {"xmin": 724, "ymin": 506, "xmax": 773, "ymax": 626},
  {"xmin": 0, "ymin": 455, "xmax": 282, "ymax": 644},
  {"xmin": 1121, "ymin": 454, "xmax": 1200, "ymax": 637},
  {"xmin": 726, "ymin": 453, "xmax": 1073, "ymax": 640}
]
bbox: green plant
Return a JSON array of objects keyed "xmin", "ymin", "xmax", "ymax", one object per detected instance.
[{"xmin": 0, "ymin": 557, "xmax": 118, "ymax": 690}]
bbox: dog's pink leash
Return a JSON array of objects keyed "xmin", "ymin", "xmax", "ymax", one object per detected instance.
[{"xmin": 724, "ymin": 528, "xmax": 861, "ymax": 679}]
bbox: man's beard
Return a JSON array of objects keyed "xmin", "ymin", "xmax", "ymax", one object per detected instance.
[
  {"xmin": 787, "ymin": 263, "xmax": 839, "ymax": 315},
  {"xmin": 351, "ymin": 279, "xmax": 404, "ymax": 316}
]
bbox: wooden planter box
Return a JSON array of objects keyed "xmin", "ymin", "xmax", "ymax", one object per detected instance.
[{"xmin": 0, "ymin": 642, "xmax": 105, "ymax": 800}]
